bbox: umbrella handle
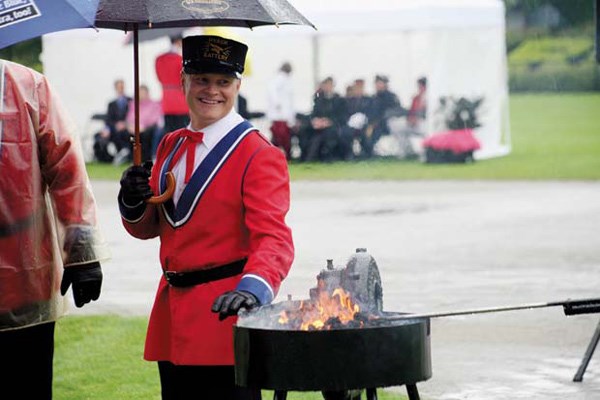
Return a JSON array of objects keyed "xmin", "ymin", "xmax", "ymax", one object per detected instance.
[
  {"xmin": 132, "ymin": 135, "xmax": 175, "ymax": 204},
  {"xmin": 130, "ymin": 24, "xmax": 174, "ymax": 205},
  {"xmin": 146, "ymin": 172, "xmax": 176, "ymax": 205}
]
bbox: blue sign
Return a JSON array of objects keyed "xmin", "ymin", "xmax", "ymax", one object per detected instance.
[{"xmin": 0, "ymin": 0, "xmax": 41, "ymax": 29}]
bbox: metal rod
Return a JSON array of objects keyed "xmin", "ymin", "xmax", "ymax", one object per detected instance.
[
  {"xmin": 379, "ymin": 297, "xmax": 600, "ymax": 322},
  {"xmin": 405, "ymin": 384, "xmax": 420, "ymax": 400},
  {"xmin": 573, "ymin": 318, "xmax": 600, "ymax": 382},
  {"xmin": 132, "ymin": 23, "xmax": 141, "ymax": 166}
]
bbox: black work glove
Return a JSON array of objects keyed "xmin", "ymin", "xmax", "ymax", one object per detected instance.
[
  {"xmin": 119, "ymin": 161, "xmax": 153, "ymax": 205},
  {"xmin": 60, "ymin": 262, "xmax": 103, "ymax": 308},
  {"xmin": 212, "ymin": 290, "xmax": 259, "ymax": 321}
]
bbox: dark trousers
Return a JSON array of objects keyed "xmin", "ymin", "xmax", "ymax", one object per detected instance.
[
  {"xmin": 0, "ymin": 322, "xmax": 55, "ymax": 400},
  {"xmin": 305, "ymin": 127, "xmax": 341, "ymax": 162},
  {"xmin": 158, "ymin": 362, "xmax": 262, "ymax": 400},
  {"xmin": 164, "ymin": 114, "xmax": 190, "ymax": 134},
  {"xmin": 139, "ymin": 125, "xmax": 157, "ymax": 162},
  {"xmin": 270, "ymin": 121, "xmax": 292, "ymax": 160},
  {"xmin": 111, "ymin": 128, "xmax": 132, "ymax": 152}
]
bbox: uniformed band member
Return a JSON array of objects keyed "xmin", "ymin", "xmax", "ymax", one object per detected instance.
[
  {"xmin": 155, "ymin": 34, "xmax": 190, "ymax": 134},
  {"xmin": 0, "ymin": 59, "xmax": 108, "ymax": 399},
  {"xmin": 118, "ymin": 35, "xmax": 294, "ymax": 400}
]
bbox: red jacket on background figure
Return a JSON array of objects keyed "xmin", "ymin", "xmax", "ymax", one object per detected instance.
[{"xmin": 155, "ymin": 51, "xmax": 188, "ymax": 116}]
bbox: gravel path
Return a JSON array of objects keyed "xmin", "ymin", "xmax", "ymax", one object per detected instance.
[{"xmin": 78, "ymin": 179, "xmax": 600, "ymax": 400}]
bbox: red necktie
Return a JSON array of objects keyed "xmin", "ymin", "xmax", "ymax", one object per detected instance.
[{"xmin": 169, "ymin": 129, "xmax": 204, "ymax": 184}]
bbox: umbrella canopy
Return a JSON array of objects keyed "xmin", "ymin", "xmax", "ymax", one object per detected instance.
[
  {"xmin": 95, "ymin": 0, "xmax": 314, "ymax": 30},
  {"xmin": 123, "ymin": 27, "xmax": 189, "ymax": 44},
  {"xmin": 0, "ymin": 0, "xmax": 99, "ymax": 49}
]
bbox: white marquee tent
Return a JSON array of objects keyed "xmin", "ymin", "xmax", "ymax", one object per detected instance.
[{"xmin": 42, "ymin": 0, "xmax": 510, "ymax": 160}]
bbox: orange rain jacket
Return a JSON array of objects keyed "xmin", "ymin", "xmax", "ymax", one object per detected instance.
[{"xmin": 0, "ymin": 60, "xmax": 108, "ymax": 330}]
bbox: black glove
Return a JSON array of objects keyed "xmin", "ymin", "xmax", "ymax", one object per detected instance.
[
  {"xmin": 60, "ymin": 262, "xmax": 103, "ymax": 308},
  {"xmin": 212, "ymin": 290, "xmax": 259, "ymax": 321},
  {"xmin": 119, "ymin": 161, "xmax": 153, "ymax": 205}
]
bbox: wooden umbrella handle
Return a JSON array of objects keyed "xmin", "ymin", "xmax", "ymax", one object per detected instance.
[
  {"xmin": 131, "ymin": 24, "xmax": 174, "ymax": 205},
  {"xmin": 147, "ymin": 172, "xmax": 176, "ymax": 204}
]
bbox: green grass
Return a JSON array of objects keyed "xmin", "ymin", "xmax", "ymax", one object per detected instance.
[
  {"xmin": 55, "ymin": 316, "xmax": 158, "ymax": 400},
  {"xmin": 86, "ymin": 93, "xmax": 600, "ymax": 181},
  {"xmin": 55, "ymin": 315, "xmax": 407, "ymax": 399}
]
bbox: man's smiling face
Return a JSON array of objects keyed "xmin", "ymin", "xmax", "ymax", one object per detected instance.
[{"xmin": 182, "ymin": 72, "xmax": 241, "ymax": 129}]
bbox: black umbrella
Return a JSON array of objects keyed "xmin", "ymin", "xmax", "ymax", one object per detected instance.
[
  {"xmin": 123, "ymin": 27, "xmax": 190, "ymax": 45},
  {"xmin": 95, "ymin": 0, "xmax": 315, "ymax": 203}
]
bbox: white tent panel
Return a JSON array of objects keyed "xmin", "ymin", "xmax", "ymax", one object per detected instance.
[
  {"xmin": 41, "ymin": 0, "xmax": 510, "ymax": 161},
  {"xmin": 42, "ymin": 28, "xmax": 171, "ymax": 160},
  {"xmin": 426, "ymin": 27, "xmax": 511, "ymax": 159}
]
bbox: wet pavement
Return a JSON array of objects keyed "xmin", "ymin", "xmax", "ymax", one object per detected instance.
[{"xmin": 78, "ymin": 179, "xmax": 600, "ymax": 400}]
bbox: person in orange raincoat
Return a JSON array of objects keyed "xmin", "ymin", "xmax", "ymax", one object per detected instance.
[
  {"xmin": 0, "ymin": 60, "xmax": 109, "ymax": 399},
  {"xmin": 118, "ymin": 35, "xmax": 294, "ymax": 400}
]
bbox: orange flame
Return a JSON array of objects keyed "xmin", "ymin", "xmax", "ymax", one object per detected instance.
[{"xmin": 279, "ymin": 288, "xmax": 361, "ymax": 330}]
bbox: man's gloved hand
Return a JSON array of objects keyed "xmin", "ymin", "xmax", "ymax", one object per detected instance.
[
  {"xmin": 119, "ymin": 161, "xmax": 153, "ymax": 205},
  {"xmin": 212, "ymin": 290, "xmax": 259, "ymax": 321},
  {"xmin": 60, "ymin": 262, "xmax": 103, "ymax": 308}
]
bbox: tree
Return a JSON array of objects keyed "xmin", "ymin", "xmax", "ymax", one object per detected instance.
[
  {"xmin": 504, "ymin": 0, "xmax": 593, "ymax": 28},
  {"xmin": 0, "ymin": 38, "xmax": 43, "ymax": 72}
]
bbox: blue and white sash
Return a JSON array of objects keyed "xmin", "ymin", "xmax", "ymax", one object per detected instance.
[{"xmin": 160, "ymin": 120, "xmax": 255, "ymax": 228}]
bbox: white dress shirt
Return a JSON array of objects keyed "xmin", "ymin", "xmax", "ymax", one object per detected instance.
[{"xmin": 171, "ymin": 108, "xmax": 244, "ymax": 206}]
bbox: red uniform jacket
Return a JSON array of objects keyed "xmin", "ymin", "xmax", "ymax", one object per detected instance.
[
  {"xmin": 120, "ymin": 120, "xmax": 294, "ymax": 365},
  {"xmin": 155, "ymin": 51, "xmax": 188, "ymax": 116}
]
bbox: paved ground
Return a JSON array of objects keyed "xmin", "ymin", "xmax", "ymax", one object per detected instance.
[{"xmin": 78, "ymin": 179, "xmax": 600, "ymax": 399}]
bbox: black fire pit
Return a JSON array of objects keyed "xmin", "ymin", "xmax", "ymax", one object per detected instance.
[
  {"xmin": 234, "ymin": 248, "xmax": 600, "ymax": 399},
  {"xmin": 234, "ymin": 301, "xmax": 431, "ymax": 400}
]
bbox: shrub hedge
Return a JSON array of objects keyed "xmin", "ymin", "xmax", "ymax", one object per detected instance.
[{"xmin": 508, "ymin": 35, "xmax": 599, "ymax": 92}]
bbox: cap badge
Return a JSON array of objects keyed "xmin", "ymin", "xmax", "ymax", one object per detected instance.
[{"xmin": 202, "ymin": 38, "xmax": 232, "ymax": 62}]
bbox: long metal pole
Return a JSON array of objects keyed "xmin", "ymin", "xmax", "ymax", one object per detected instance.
[{"xmin": 377, "ymin": 297, "xmax": 600, "ymax": 322}]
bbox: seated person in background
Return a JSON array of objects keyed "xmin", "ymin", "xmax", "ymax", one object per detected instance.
[
  {"xmin": 237, "ymin": 93, "xmax": 265, "ymax": 121},
  {"xmin": 92, "ymin": 113, "xmax": 114, "ymax": 163},
  {"xmin": 407, "ymin": 76, "xmax": 427, "ymax": 133},
  {"xmin": 364, "ymin": 75, "xmax": 401, "ymax": 157},
  {"xmin": 105, "ymin": 79, "xmax": 132, "ymax": 164},
  {"xmin": 304, "ymin": 77, "xmax": 348, "ymax": 162},
  {"xmin": 340, "ymin": 78, "xmax": 371, "ymax": 160},
  {"xmin": 125, "ymin": 84, "xmax": 164, "ymax": 163}
]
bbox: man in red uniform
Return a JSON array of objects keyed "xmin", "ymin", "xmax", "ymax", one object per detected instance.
[
  {"xmin": 0, "ymin": 60, "xmax": 109, "ymax": 399},
  {"xmin": 155, "ymin": 34, "xmax": 190, "ymax": 134},
  {"xmin": 118, "ymin": 35, "xmax": 294, "ymax": 400}
]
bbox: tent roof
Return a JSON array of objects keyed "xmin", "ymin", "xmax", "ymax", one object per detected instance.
[{"xmin": 286, "ymin": 0, "xmax": 505, "ymax": 34}]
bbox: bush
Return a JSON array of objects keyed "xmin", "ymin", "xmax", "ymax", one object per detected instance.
[
  {"xmin": 509, "ymin": 36, "xmax": 593, "ymax": 64},
  {"xmin": 508, "ymin": 35, "xmax": 599, "ymax": 92}
]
